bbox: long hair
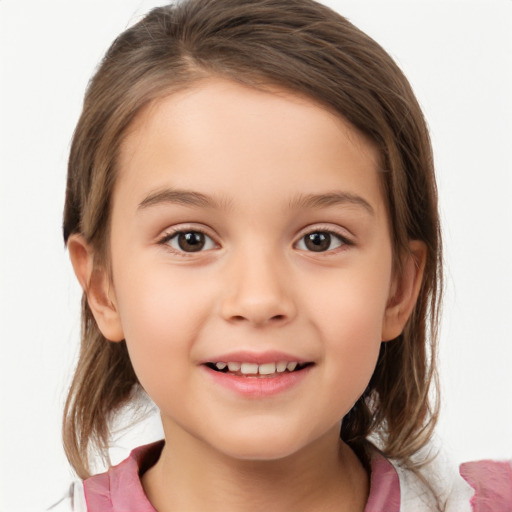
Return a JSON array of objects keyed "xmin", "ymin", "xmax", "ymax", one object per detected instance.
[{"xmin": 63, "ymin": 0, "xmax": 442, "ymax": 482}]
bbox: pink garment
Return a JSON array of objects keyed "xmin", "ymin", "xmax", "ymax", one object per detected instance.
[
  {"xmin": 83, "ymin": 441, "xmax": 511, "ymax": 511},
  {"xmin": 84, "ymin": 442, "xmax": 161, "ymax": 512},
  {"xmin": 460, "ymin": 459, "xmax": 512, "ymax": 512}
]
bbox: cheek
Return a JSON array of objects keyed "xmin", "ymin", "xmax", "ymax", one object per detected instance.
[
  {"xmin": 301, "ymin": 258, "xmax": 392, "ymax": 399},
  {"xmin": 111, "ymin": 260, "xmax": 213, "ymax": 389},
  {"xmin": 114, "ymin": 250, "xmax": 212, "ymax": 330},
  {"xmin": 324, "ymin": 297, "xmax": 384, "ymax": 400},
  {"xmin": 305, "ymin": 258, "xmax": 391, "ymax": 339}
]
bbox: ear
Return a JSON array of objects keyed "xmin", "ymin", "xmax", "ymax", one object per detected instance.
[
  {"xmin": 382, "ymin": 240, "xmax": 427, "ymax": 342},
  {"xmin": 67, "ymin": 234, "xmax": 125, "ymax": 342}
]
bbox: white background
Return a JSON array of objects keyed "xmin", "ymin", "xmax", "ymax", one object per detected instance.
[{"xmin": 1, "ymin": 1, "xmax": 511, "ymax": 510}]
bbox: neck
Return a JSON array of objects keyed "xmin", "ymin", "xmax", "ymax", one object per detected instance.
[{"xmin": 142, "ymin": 423, "xmax": 369, "ymax": 512}]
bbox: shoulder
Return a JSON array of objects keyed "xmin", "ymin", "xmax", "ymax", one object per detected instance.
[
  {"xmin": 46, "ymin": 441, "xmax": 164, "ymax": 512},
  {"xmin": 367, "ymin": 448, "xmax": 474, "ymax": 511},
  {"xmin": 393, "ymin": 452, "xmax": 512, "ymax": 512},
  {"xmin": 460, "ymin": 459, "xmax": 512, "ymax": 512},
  {"xmin": 83, "ymin": 440, "xmax": 164, "ymax": 512},
  {"xmin": 394, "ymin": 451, "xmax": 474, "ymax": 512},
  {"xmin": 45, "ymin": 481, "xmax": 87, "ymax": 512}
]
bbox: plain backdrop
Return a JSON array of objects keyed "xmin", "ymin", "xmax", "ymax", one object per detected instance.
[{"xmin": 1, "ymin": 1, "xmax": 511, "ymax": 510}]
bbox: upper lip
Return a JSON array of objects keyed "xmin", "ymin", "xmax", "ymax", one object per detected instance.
[{"xmin": 199, "ymin": 350, "xmax": 312, "ymax": 365}]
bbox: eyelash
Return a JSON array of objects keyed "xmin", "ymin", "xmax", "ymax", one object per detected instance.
[{"xmin": 157, "ymin": 226, "xmax": 353, "ymax": 255}]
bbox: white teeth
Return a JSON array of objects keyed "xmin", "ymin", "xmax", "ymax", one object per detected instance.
[
  {"xmin": 240, "ymin": 363, "xmax": 259, "ymax": 375},
  {"xmin": 227, "ymin": 362, "xmax": 241, "ymax": 372},
  {"xmin": 258, "ymin": 362, "xmax": 276, "ymax": 375},
  {"xmin": 215, "ymin": 361, "xmax": 304, "ymax": 375},
  {"xmin": 276, "ymin": 362, "xmax": 287, "ymax": 373}
]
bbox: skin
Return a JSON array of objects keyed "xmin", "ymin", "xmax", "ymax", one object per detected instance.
[{"xmin": 69, "ymin": 78, "xmax": 426, "ymax": 511}]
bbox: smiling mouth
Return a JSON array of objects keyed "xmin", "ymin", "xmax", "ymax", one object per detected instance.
[{"xmin": 205, "ymin": 361, "xmax": 313, "ymax": 377}]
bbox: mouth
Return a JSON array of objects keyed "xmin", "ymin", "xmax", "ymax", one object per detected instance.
[{"xmin": 204, "ymin": 361, "xmax": 313, "ymax": 377}]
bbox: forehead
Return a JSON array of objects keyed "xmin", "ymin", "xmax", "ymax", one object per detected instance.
[{"xmin": 114, "ymin": 78, "xmax": 384, "ymax": 215}]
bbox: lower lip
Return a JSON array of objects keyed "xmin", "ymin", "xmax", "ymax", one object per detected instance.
[{"xmin": 202, "ymin": 365, "xmax": 312, "ymax": 398}]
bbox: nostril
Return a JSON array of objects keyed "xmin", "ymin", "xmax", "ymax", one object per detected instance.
[{"xmin": 227, "ymin": 313, "xmax": 287, "ymax": 325}]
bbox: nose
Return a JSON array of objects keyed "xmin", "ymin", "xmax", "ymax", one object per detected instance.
[{"xmin": 220, "ymin": 249, "xmax": 296, "ymax": 327}]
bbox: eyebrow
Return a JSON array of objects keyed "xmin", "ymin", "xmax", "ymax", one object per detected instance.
[
  {"xmin": 289, "ymin": 192, "xmax": 375, "ymax": 215},
  {"xmin": 137, "ymin": 188, "xmax": 374, "ymax": 216},
  {"xmin": 138, "ymin": 188, "xmax": 226, "ymax": 210}
]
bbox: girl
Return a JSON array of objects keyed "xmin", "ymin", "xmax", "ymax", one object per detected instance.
[{"xmin": 51, "ymin": 0, "xmax": 511, "ymax": 510}]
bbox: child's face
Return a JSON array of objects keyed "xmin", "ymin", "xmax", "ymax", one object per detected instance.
[{"xmin": 104, "ymin": 78, "xmax": 401, "ymax": 460}]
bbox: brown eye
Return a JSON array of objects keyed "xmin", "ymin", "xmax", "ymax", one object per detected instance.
[
  {"xmin": 297, "ymin": 231, "xmax": 344, "ymax": 252},
  {"xmin": 178, "ymin": 232, "xmax": 204, "ymax": 252},
  {"xmin": 166, "ymin": 231, "xmax": 215, "ymax": 253}
]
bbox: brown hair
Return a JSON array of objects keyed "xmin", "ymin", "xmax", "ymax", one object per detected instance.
[{"xmin": 63, "ymin": 0, "xmax": 442, "ymax": 485}]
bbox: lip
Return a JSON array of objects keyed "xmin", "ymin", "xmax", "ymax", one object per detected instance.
[
  {"xmin": 200, "ymin": 350, "xmax": 314, "ymax": 398},
  {"xmin": 199, "ymin": 350, "xmax": 311, "ymax": 365}
]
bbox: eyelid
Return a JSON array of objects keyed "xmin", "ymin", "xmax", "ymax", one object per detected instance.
[{"xmin": 299, "ymin": 223, "xmax": 354, "ymax": 239}]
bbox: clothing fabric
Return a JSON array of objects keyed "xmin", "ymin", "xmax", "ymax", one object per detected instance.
[{"xmin": 48, "ymin": 440, "xmax": 512, "ymax": 511}]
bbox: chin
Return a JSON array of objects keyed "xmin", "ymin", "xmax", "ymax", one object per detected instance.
[{"xmin": 206, "ymin": 424, "xmax": 318, "ymax": 463}]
